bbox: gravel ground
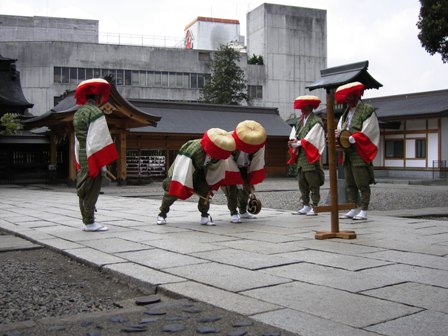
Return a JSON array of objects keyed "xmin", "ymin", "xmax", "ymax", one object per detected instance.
[
  {"xmin": 0, "ymin": 235, "xmax": 297, "ymax": 336},
  {"xmin": 0, "ymin": 247, "xmax": 144, "ymax": 325}
]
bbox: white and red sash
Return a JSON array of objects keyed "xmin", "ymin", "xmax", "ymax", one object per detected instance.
[
  {"xmin": 247, "ymin": 146, "xmax": 266, "ymax": 185},
  {"xmin": 301, "ymin": 123, "xmax": 325, "ymax": 164},
  {"xmin": 168, "ymin": 155, "xmax": 242, "ymax": 200},
  {"xmin": 351, "ymin": 113, "xmax": 379, "ymax": 163},
  {"xmin": 168, "ymin": 155, "xmax": 196, "ymax": 200},
  {"xmin": 75, "ymin": 115, "xmax": 118, "ymax": 178}
]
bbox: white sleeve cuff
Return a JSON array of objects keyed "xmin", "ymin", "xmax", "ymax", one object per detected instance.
[{"xmin": 291, "ymin": 140, "xmax": 302, "ymax": 148}]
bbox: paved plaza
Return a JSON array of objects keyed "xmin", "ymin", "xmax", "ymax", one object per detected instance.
[{"xmin": 0, "ymin": 183, "xmax": 447, "ymax": 335}]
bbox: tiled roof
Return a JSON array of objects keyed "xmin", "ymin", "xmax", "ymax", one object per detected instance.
[
  {"xmin": 365, "ymin": 89, "xmax": 448, "ymax": 119},
  {"xmin": 129, "ymin": 100, "xmax": 291, "ymax": 137}
]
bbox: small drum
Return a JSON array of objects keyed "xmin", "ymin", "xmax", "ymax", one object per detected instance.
[
  {"xmin": 247, "ymin": 193, "xmax": 262, "ymax": 214},
  {"xmin": 338, "ymin": 130, "xmax": 352, "ymax": 149}
]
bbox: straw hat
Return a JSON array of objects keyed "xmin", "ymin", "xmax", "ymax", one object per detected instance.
[
  {"xmin": 200, "ymin": 128, "xmax": 236, "ymax": 160},
  {"xmin": 293, "ymin": 95, "xmax": 321, "ymax": 110},
  {"xmin": 335, "ymin": 81, "xmax": 365, "ymax": 104},
  {"xmin": 74, "ymin": 78, "xmax": 111, "ymax": 105},
  {"xmin": 232, "ymin": 120, "xmax": 267, "ymax": 153}
]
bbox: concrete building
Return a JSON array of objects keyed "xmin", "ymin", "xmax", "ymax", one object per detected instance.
[{"xmin": 0, "ymin": 3, "xmax": 327, "ymax": 121}]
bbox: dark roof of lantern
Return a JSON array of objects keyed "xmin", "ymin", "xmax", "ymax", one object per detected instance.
[
  {"xmin": 364, "ymin": 89, "xmax": 448, "ymax": 119},
  {"xmin": 0, "ymin": 54, "xmax": 33, "ymax": 109},
  {"xmin": 306, "ymin": 60, "xmax": 383, "ymax": 91},
  {"xmin": 128, "ymin": 99, "xmax": 291, "ymax": 137}
]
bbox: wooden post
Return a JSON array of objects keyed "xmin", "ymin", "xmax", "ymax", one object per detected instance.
[
  {"xmin": 68, "ymin": 131, "xmax": 76, "ymax": 186},
  {"xmin": 313, "ymin": 88, "xmax": 356, "ymax": 240},
  {"xmin": 116, "ymin": 130, "xmax": 127, "ymax": 184},
  {"xmin": 49, "ymin": 134, "xmax": 57, "ymax": 166}
]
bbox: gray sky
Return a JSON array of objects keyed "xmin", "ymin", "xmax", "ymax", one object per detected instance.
[{"xmin": 1, "ymin": 0, "xmax": 447, "ymax": 98}]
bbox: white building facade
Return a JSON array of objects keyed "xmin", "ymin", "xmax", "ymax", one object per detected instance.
[{"xmin": 0, "ymin": 3, "xmax": 327, "ymax": 121}]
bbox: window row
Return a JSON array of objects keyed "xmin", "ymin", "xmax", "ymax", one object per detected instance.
[
  {"xmin": 53, "ymin": 67, "xmax": 211, "ymax": 89},
  {"xmin": 385, "ymin": 139, "xmax": 426, "ymax": 159}
]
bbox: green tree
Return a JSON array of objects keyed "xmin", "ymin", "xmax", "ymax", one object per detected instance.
[
  {"xmin": 416, "ymin": 0, "xmax": 448, "ymax": 63},
  {"xmin": 201, "ymin": 44, "xmax": 249, "ymax": 105},
  {"xmin": 248, "ymin": 54, "xmax": 264, "ymax": 65},
  {"xmin": 0, "ymin": 113, "xmax": 22, "ymax": 136}
]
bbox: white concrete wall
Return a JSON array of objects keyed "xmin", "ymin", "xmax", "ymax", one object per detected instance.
[
  {"xmin": 0, "ymin": 15, "xmax": 98, "ymax": 43},
  {"xmin": 2, "ymin": 6, "xmax": 328, "ymax": 122},
  {"xmin": 0, "ymin": 41, "xmax": 223, "ymax": 116},
  {"xmin": 247, "ymin": 4, "xmax": 327, "ymax": 120}
]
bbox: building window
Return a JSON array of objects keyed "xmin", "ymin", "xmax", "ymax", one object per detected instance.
[
  {"xmin": 86, "ymin": 68, "xmax": 93, "ymax": 79},
  {"xmin": 116, "ymin": 70, "xmax": 123, "ymax": 85},
  {"xmin": 169, "ymin": 72, "xmax": 177, "ymax": 87},
  {"xmin": 78, "ymin": 68, "xmax": 86, "ymax": 81},
  {"xmin": 416, "ymin": 139, "xmax": 426, "ymax": 158},
  {"xmin": 124, "ymin": 70, "xmax": 132, "ymax": 85},
  {"xmin": 190, "ymin": 73, "xmax": 198, "ymax": 89},
  {"xmin": 161, "ymin": 72, "xmax": 169, "ymax": 87},
  {"xmin": 197, "ymin": 74, "xmax": 205, "ymax": 88},
  {"xmin": 248, "ymin": 85, "xmax": 263, "ymax": 99},
  {"xmin": 385, "ymin": 140, "xmax": 404, "ymax": 158},
  {"xmin": 54, "ymin": 67, "xmax": 62, "ymax": 83},
  {"xmin": 198, "ymin": 52, "xmax": 211, "ymax": 61},
  {"xmin": 69, "ymin": 68, "xmax": 77, "ymax": 84},
  {"xmin": 53, "ymin": 67, "xmax": 209, "ymax": 90},
  {"xmin": 153, "ymin": 72, "xmax": 161, "ymax": 86}
]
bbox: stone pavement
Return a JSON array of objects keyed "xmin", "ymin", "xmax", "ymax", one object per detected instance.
[{"xmin": 1, "ymin": 184, "xmax": 448, "ymax": 336}]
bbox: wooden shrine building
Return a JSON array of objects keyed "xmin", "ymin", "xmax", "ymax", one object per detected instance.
[{"xmin": 24, "ymin": 83, "xmax": 291, "ymax": 185}]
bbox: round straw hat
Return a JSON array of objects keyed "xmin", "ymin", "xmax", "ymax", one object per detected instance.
[
  {"xmin": 74, "ymin": 78, "xmax": 111, "ymax": 105},
  {"xmin": 232, "ymin": 120, "xmax": 267, "ymax": 153},
  {"xmin": 293, "ymin": 95, "xmax": 321, "ymax": 110},
  {"xmin": 335, "ymin": 81, "xmax": 365, "ymax": 104},
  {"xmin": 200, "ymin": 128, "xmax": 236, "ymax": 160}
]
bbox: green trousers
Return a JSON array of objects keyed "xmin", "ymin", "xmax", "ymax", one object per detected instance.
[
  {"xmin": 297, "ymin": 169, "xmax": 322, "ymax": 206},
  {"xmin": 159, "ymin": 174, "xmax": 210, "ymax": 218},
  {"xmin": 222, "ymin": 184, "xmax": 251, "ymax": 215},
  {"xmin": 343, "ymin": 162, "xmax": 373, "ymax": 210},
  {"xmin": 76, "ymin": 168, "xmax": 102, "ymax": 224}
]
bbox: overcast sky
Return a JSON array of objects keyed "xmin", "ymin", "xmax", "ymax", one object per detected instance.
[{"xmin": 1, "ymin": 0, "xmax": 447, "ymax": 98}]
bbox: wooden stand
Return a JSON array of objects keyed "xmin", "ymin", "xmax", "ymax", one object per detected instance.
[{"xmin": 313, "ymin": 89, "xmax": 357, "ymax": 240}]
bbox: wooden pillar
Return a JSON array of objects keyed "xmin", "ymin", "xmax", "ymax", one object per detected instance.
[
  {"xmin": 314, "ymin": 88, "xmax": 356, "ymax": 240},
  {"xmin": 49, "ymin": 134, "xmax": 57, "ymax": 166},
  {"xmin": 68, "ymin": 131, "xmax": 76, "ymax": 185},
  {"xmin": 116, "ymin": 130, "xmax": 127, "ymax": 184}
]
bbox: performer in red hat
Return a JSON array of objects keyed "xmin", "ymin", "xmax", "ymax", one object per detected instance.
[
  {"xmin": 73, "ymin": 78, "xmax": 118, "ymax": 232},
  {"xmin": 288, "ymin": 95, "xmax": 326, "ymax": 216},
  {"xmin": 156, "ymin": 128, "xmax": 237, "ymax": 226},
  {"xmin": 222, "ymin": 120, "xmax": 267, "ymax": 223},
  {"xmin": 335, "ymin": 81, "xmax": 380, "ymax": 220}
]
